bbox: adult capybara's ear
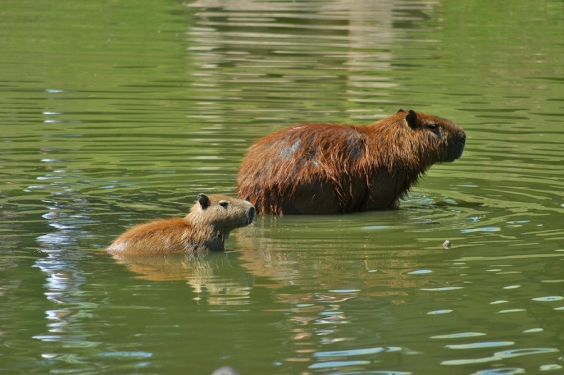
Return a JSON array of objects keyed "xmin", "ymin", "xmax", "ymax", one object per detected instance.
[
  {"xmin": 397, "ymin": 108, "xmax": 406, "ymax": 114},
  {"xmin": 198, "ymin": 193, "xmax": 210, "ymax": 209},
  {"xmin": 405, "ymin": 109, "xmax": 418, "ymax": 129}
]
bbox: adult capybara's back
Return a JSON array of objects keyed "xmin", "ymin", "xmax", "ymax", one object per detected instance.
[{"xmin": 236, "ymin": 109, "xmax": 466, "ymax": 214}]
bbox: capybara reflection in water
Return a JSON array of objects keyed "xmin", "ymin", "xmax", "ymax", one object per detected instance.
[
  {"xmin": 107, "ymin": 193, "xmax": 255, "ymax": 255},
  {"xmin": 237, "ymin": 109, "xmax": 466, "ymax": 214}
]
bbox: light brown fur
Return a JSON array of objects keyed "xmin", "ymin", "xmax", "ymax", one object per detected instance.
[
  {"xmin": 237, "ymin": 109, "xmax": 466, "ymax": 214},
  {"xmin": 107, "ymin": 194, "xmax": 255, "ymax": 256}
]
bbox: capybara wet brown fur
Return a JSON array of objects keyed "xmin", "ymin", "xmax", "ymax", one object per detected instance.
[
  {"xmin": 107, "ymin": 193, "xmax": 255, "ymax": 255},
  {"xmin": 237, "ymin": 109, "xmax": 466, "ymax": 214}
]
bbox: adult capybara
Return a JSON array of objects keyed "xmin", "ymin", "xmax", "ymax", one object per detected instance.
[
  {"xmin": 107, "ymin": 193, "xmax": 255, "ymax": 255},
  {"xmin": 237, "ymin": 109, "xmax": 466, "ymax": 214}
]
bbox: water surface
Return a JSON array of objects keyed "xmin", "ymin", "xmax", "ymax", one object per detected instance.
[{"xmin": 1, "ymin": 0, "xmax": 564, "ymax": 374}]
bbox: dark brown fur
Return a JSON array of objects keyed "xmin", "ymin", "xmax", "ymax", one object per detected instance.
[
  {"xmin": 236, "ymin": 109, "xmax": 466, "ymax": 214},
  {"xmin": 107, "ymin": 193, "xmax": 255, "ymax": 255}
]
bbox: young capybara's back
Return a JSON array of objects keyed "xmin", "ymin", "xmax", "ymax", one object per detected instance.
[
  {"xmin": 107, "ymin": 193, "xmax": 255, "ymax": 255},
  {"xmin": 236, "ymin": 109, "xmax": 466, "ymax": 214}
]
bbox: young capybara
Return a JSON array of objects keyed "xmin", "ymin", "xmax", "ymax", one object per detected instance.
[
  {"xmin": 237, "ymin": 109, "xmax": 466, "ymax": 214},
  {"xmin": 107, "ymin": 193, "xmax": 255, "ymax": 255}
]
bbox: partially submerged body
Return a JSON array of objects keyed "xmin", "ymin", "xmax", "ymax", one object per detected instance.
[
  {"xmin": 107, "ymin": 193, "xmax": 255, "ymax": 255},
  {"xmin": 237, "ymin": 109, "xmax": 466, "ymax": 214}
]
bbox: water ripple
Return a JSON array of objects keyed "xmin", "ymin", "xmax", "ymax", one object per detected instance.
[
  {"xmin": 441, "ymin": 348, "xmax": 560, "ymax": 365},
  {"xmin": 531, "ymin": 296, "xmax": 564, "ymax": 302},
  {"xmin": 445, "ymin": 341, "xmax": 514, "ymax": 350},
  {"xmin": 314, "ymin": 346, "xmax": 402, "ymax": 358},
  {"xmin": 308, "ymin": 360, "xmax": 371, "ymax": 370},
  {"xmin": 432, "ymin": 332, "xmax": 487, "ymax": 339},
  {"xmin": 470, "ymin": 368, "xmax": 525, "ymax": 375}
]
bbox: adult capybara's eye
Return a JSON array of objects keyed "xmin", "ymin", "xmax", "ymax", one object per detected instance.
[
  {"xmin": 219, "ymin": 200, "xmax": 229, "ymax": 208},
  {"xmin": 428, "ymin": 123, "xmax": 439, "ymax": 130}
]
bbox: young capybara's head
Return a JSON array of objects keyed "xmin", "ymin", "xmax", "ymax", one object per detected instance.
[
  {"xmin": 401, "ymin": 109, "xmax": 466, "ymax": 165},
  {"xmin": 188, "ymin": 193, "xmax": 255, "ymax": 230}
]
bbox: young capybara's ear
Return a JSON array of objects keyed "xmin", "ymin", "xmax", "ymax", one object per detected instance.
[
  {"xmin": 397, "ymin": 108, "xmax": 406, "ymax": 113},
  {"xmin": 198, "ymin": 193, "xmax": 210, "ymax": 209},
  {"xmin": 405, "ymin": 109, "xmax": 418, "ymax": 129}
]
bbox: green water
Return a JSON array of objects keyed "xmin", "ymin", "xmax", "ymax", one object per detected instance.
[{"xmin": 1, "ymin": 0, "xmax": 564, "ymax": 374}]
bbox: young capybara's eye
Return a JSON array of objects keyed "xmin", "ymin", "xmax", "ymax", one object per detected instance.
[{"xmin": 219, "ymin": 200, "xmax": 229, "ymax": 208}]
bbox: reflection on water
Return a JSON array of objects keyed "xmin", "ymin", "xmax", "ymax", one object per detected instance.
[
  {"xmin": 111, "ymin": 252, "xmax": 253, "ymax": 305},
  {"xmin": 1, "ymin": 0, "xmax": 564, "ymax": 374},
  {"xmin": 32, "ymin": 185, "xmax": 103, "ymax": 369}
]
